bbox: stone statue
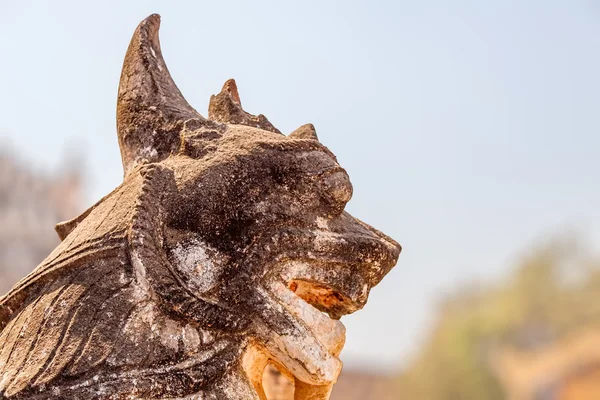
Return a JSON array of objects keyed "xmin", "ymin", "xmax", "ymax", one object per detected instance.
[{"xmin": 0, "ymin": 14, "xmax": 400, "ymax": 400}]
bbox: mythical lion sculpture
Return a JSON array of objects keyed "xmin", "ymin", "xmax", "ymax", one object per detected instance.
[{"xmin": 0, "ymin": 14, "xmax": 400, "ymax": 400}]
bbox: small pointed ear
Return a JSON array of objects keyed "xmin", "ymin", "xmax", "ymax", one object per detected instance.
[
  {"xmin": 117, "ymin": 14, "xmax": 204, "ymax": 176},
  {"xmin": 288, "ymin": 124, "xmax": 319, "ymax": 141},
  {"xmin": 208, "ymin": 79, "xmax": 281, "ymax": 134},
  {"xmin": 55, "ymin": 208, "xmax": 92, "ymax": 240},
  {"xmin": 55, "ymin": 190, "xmax": 113, "ymax": 240}
]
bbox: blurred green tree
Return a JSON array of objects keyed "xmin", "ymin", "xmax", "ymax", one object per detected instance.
[{"xmin": 395, "ymin": 239, "xmax": 600, "ymax": 399}]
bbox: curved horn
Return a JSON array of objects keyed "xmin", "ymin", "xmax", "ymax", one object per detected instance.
[{"xmin": 117, "ymin": 14, "xmax": 204, "ymax": 176}]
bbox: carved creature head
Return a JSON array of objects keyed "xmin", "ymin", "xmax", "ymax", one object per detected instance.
[{"xmin": 0, "ymin": 14, "xmax": 400, "ymax": 400}]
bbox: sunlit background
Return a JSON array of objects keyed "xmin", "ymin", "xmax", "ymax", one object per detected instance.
[{"xmin": 2, "ymin": 1, "xmax": 600, "ymax": 399}]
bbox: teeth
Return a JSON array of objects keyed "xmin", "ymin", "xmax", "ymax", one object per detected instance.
[
  {"xmin": 270, "ymin": 282, "xmax": 345, "ymax": 355},
  {"xmin": 259, "ymin": 282, "xmax": 346, "ymax": 385}
]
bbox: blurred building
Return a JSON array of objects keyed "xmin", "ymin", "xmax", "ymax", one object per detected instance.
[
  {"xmin": 0, "ymin": 149, "xmax": 84, "ymax": 294},
  {"xmin": 490, "ymin": 328, "xmax": 600, "ymax": 400}
]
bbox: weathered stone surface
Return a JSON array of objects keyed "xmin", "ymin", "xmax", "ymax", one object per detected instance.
[{"xmin": 0, "ymin": 14, "xmax": 401, "ymax": 400}]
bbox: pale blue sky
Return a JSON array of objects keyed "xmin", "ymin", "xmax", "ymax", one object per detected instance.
[{"xmin": 1, "ymin": 1, "xmax": 600, "ymax": 370}]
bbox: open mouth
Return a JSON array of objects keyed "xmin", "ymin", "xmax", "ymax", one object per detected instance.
[
  {"xmin": 263, "ymin": 281, "xmax": 352, "ymax": 400},
  {"xmin": 247, "ymin": 259, "xmax": 370, "ymax": 394},
  {"xmin": 243, "ymin": 222, "xmax": 400, "ymax": 397},
  {"xmin": 276, "ymin": 278, "xmax": 349, "ymax": 355},
  {"xmin": 287, "ymin": 279, "xmax": 358, "ymax": 321},
  {"xmin": 264, "ymin": 278, "xmax": 346, "ymax": 379},
  {"xmin": 240, "ymin": 270, "xmax": 349, "ymax": 398}
]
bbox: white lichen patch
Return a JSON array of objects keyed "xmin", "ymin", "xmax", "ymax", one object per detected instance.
[
  {"xmin": 200, "ymin": 328, "xmax": 214, "ymax": 345},
  {"xmin": 141, "ymin": 145, "xmax": 158, "ymax": 159},
  {"xmin": 182, "ymin": 324, "xmax": 201, "ymax": 353},
  {"xmin": 312, "ymin": 229, "xmax": 346, "ymax": 252},
  {"xmin": 169, "ymin": 238, "xmax": 227, "ymax": 294},
  {"xmin": 315, "ymin": 216, "xmax": 329, "ymax": 230},
  {"xmin": 130, "ymin": 250, "xmax": 150, "ymax": 295},
  {"xmin": 159, "ymin": 317, "xmax": 182, "ymax": 352}
]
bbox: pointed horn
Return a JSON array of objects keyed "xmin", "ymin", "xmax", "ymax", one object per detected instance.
[
  {"xmin": 116, "ymin": 14, "xmax": 204, "ymax": 176},
  {"xmin": 289, "ymin": 123, "xmax": 319, "ymax": 141},
  {"xmin": 221, "ymin": 79, "xmax": 242, "ymax": 106},
  {"xmin": 207, "ymin": 78, "xmax": 245, "ymax": 124},
  {"xmin": 208, "ymin": 79, "xmax": 281, "ymax": 134}
]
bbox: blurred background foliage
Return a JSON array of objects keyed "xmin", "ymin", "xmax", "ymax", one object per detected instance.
[{"xmin": 395, "ymin": 240, "xmax": 600, "ymax": 399}]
